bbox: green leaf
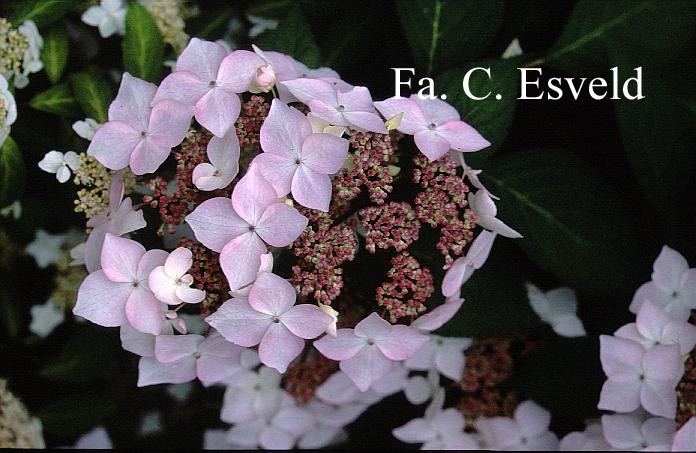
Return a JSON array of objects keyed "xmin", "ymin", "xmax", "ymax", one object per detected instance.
[
  {"xmin": 437, "ymin": 57, "xmax": 521, "ymax": 163},
  {"xmin": 256, "ymin": 5, "xmax": 320, "ymax": 68},
  {"xmin": 40, "ymin": 25, "xmax": 69, "ymax": 84},
  {"xmin": 611, "ymin": 54, "xmax": 696, "ymax": 213},
  {"xmin": 69, "ymin": 72, "xmax": 113, "ymax": 123},
  {"xmin": 122, "ymin": 3, "xmax": 164, "ymax": 83},
  {"xmin": 436, "ymin": 242, "xmax": 540, "ymax": 337},
  {"xmin": 11, "ymin": 0, "xmax": 75, "ymax": 27},
  {"xmin": 485, "ymin": 148, "xmax": 643, "ymax": 296},
  {"xmin": 0, "ymin": 287, "xmax": 21, "ymax": 339},
  {"xmin": 0, "ymin": 137, "xmax": 25, "ymax": 208},
  {"xmin": 543, "ymin": 1, "xmax": 696, "ymax": 75},
  {"xmin": 29, "ymin": 82, "xmax": 79, "ymax": 116},
  {"xmin": 397, "ymin": 0, "xmax": 505, "ymax": 75}
]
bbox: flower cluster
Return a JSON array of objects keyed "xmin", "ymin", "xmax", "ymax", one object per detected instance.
[
  {"xmin": 37, "ymin": 34, "xmax": 523, "ymax": 449},
  {"xmin": 0, "ymin": 379, "xmax": 44, "ymax": 448},
  {"xmin": 0, "ymin": 18, "xmax": 42, "ymax": 88}
]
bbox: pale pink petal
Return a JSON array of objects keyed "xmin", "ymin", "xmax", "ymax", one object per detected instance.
[
  {"xmin": 515, "ymin": 400, "xmax": 551, "ymax": 437},
  {"xmin": 120, "ymin": 322, "xmax": 155, "ymax": 357},
  {"xmin": 291, "ymin": 166, "xmax": 332, "ymax": 211},
  {"xmin": 219, "ymin": 232, "xmax": 267, "ymax": 292},
  {"xmin": 281, "ymin": 78, "xmax": 338, "ymax": 106},
  {"xmin": 155, "ymin": 334, "xmax": 201, "ymax": 363},
  {"xmin": 404, "ymin": 375, "xmax": 432, "ymax": 404},
  {"xmin": 478, "ymin": 215, "xmax": 524, "ymax": 239},
  {"xmin": 636, "ymin": 299, "xmax": 670, "ymax": 341},
  {"xmin": 411, "ymin": 95, "xmax": 460, "ymax": 125},
  {"xmin": 599, "ymin": 335, "xmax": 644, "ymax": 379},
  {"xmin": 376, "ymin": 325, "xmax": 428, "ymax": 361},
  {"xmin": 192, "ymin": 163, "xmax": 223, "ymax": 191},
  {"xmin": 341, "ymin": 111, "xmax": 388, "ymax": 133},
  {"xmin": 125, "ymin": 288, "xmax": 166, "ymax": 335},
  {"xmin": 597, "ymin": 378, "xmax": 642, "ymax": 412},
  {"xmin": 129, "ymin": 139, "xmax": 171, "ymax": 175},
  {"xmin": 337, "ymin": 86, "xmax": 375, "ymax": 113},
  {"xmin": 248, "ymin": 272, "xmax": 296, "ymax": 315},
  {"xmin": 136, "ymin": 249, "xmax": 168, "ymax": 284},
  {"xmin": 264, "ymin": 51, "xmax": 301, "ymax": 81},
  {"xmin": 259, "ymin": 426, "xmax": 295, "ymax": 450},
  {"xmin": 108, "ymin": 197, "xmax": 147, "ymax": 237},
  {"xmin": 435, "ymin": 341, "xmax": 467, "ymax": 380},
  {"xmin": 301, "ymin": 133, "xmax": 349, "ymax": 174},
  {"xmin": 137, "ymin": 356, "xmax": 197, "ymax": 386},
  {"xmin": 476, "ymin": 417, "xmax": 521, "ymax": 449},
  {"xmin": 601, "ymin": 413, "xmax": 643, "ymax": 449},
  {"xmin": 404, "ymin": 340, "xmax": 436, "ymax": 370},
  {"xmin": 643, "ymin": 344, "xmax": 684, "ymax": 383},
  {"xmin": 148, "ymin": 99, "xmax": 193, "ymax": 147},
  {"xmin": 197, "ymin": 355, "xmax": 240, "ymax": 386},
  {"xmin": 441, "ymin": 259, "xmax": 471, "ymax": 298},
  {"xmin": 642, "ymin": 417, "xmax": 676, "ymax": 447},
  {"xmin": 205, "ymin": 298, "xmax": 272, "ymax": 347},
  {"xmin": 307, "ymin": 99, "xmax": 346, "ymax": 126},
  {"xmin": 260, "ymin": 99, "xmax": 312, "ymax": 155},
  {"xmin": 84, "ymin": 223, "xmax": 109, "ymax": 273},
  {"xmin": 108, "ymin": 171, "xmax": 125, "ymax": 212},
  {"xmin": 87, "ymin": 121, "xmax": 141, "ymax": 170},
  {"xmin": 164, "ymin": 247, "xmax": 192, "ymax": 278},
  {"xmin": 231, "ymin": 166, "xmax": 278, "ymax": 224},
  {"xmin": 629, "ymin": 281, "xmax": 654, "ymax": 314},
  {"xmin": 258, "ymin": 322, "xmax": 305, "ymax": 372},
  {"xmin": 152, "ymin": 71, "xmax": 210, "ymax": 106},
  {"xmin": 195, "ymin": 88, "xmax": 241, "ymax": 137},
  {"xmin": 175, "ymin": 38, "xmax": 227, "ymax": 82},
  {"xmin": 314, "ymin": 329, "xmax": 366, "ymax": 361},
  {"xmin": 100, "ymin": 233, "xmax": 144, "ymax": 282},
  {"xmin": 471, "ymin": 189, "xmax": 498, "ymax": 217},
  {"xmin": 414, "ymin": 129, "xmax": 451, "ymax": 161},
  {"xmin": 340, "ymin": 345, "xmax": 393, "ymax": 391},
  {"xmin": 175, "ymin": 285, "xmax": 206, "ymax": 304},
  {"xmin": 255, "ymin": 202, "xmax": 308, "ymax": 246},
  {"xmin": 198, "ymin": 332, "xmax": 243, "ymax": 357},
  {"xmin": 148, "ymin": 266, "xmax": 178, "ymax": 304},
  {"xmin": 225, "ymin": 419, "xmax": 264, "ymax": 447},
  {"xmin": 411, "ymin": 298, "xmax": 464, "ymax": 331},
  {"xmin": 467, "ymin": 230, "xmax": 498, "ymax": 268},
  {"xmin": 253, "ymin": 152, "xmax": 296, "ymax": 197},
  {"xmin": 436, "ymin": 120, "xmax": 490, "ymax": 152},
  {"xmin": 281, "ymin": 304, "xmax": 332, "ymax": 339},
  {"xmin": 315, "ymin": 371, "xmax": 360, "ymax": 404},
  {"xmin": 392, "ymin": 418, "xmax": 433, "ymax": 443},
  {"xmin": 217, "ymin": 50, "xmax": 266, "ymax": 93},
  {"xmin": 355, "ymin": 312, "xmax": 392, "ymax": 339},
  {"xmin": 185, "ymin": 197, "xmax": 248, "ymax": 252},
  {"xmin": 374, "ymin": 97, "xmax": 427, "ymax": 135},
  {"xmin": 615, "ymin": 322, "xmax": 653, "ymax": 349},
  {"xmin": 109, "ymin": 73, "xmax": 156, "ymax": 131},
  {"xmin": 641, "ymin": 379, "xmax": 678, "ymax": 418},
  {"xmin": 74, "ymin": 270, "xmax": 131, "ymax": 327},
  {"xmin": 652, "ymin": 245, "xmax": 689, "ymax": 289},
  {"xmin": 662, "ymin": 321, "xmax": 696, "ymax": 354},
  {"xmin": 672, "ymin": 418, "xmax": 696, "ymax": 451}
]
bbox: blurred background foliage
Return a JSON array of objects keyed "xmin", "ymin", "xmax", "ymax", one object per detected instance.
[{"xmin": 0, "ymin": 0, "xmax": 695, "ymax": 448}]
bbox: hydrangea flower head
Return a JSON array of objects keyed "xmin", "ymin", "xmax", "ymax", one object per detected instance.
[{"xmin": 148, "ymin": 247, "xmax": 206, "ymax": 305}]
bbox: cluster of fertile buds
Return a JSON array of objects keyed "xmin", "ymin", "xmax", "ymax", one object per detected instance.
[{"xmin": 66, "ymin": 36, "xmax": 526, "ymax": 448}]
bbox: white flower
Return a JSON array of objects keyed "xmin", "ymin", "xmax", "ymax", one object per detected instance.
[
  {"xmin": 526, "ymin": 283, "xmax": 586, "ymax": 337},
  {"xmin": 29, "ymin": 299, "xmax": 65, "ymax": 337},
  {"xmin": 502, "ymin": 38, "xmax": 523, "ymax": 59},
  {"xmin": 0, "ymin": 200, "xmax": 21, "ymax": 219},
  {"xmin": 139, "ymin": 411, "xmax": 162, "ymax": 436},
  {"xmin": 72, "ymin": 118, "xmax": 101, "ymax": 140},
  {"xmin": 69, "ymin": 242, "xmax": 86, "ymax": 266},
  {"xmin": 25, "ymin": 229, "xmax": 68, "ymax": 268},
  {"xmin": 318, "ymin": 303, "xmax": 339, "ymax": 337},
  {"xmin": 247, "ymin": 14, "xmax": 279, "ymax": 38},
  {"xmin": 14, "ymin": 20, "xmax": 43, "ymax": 89},
  {"xmin": 82, "ymin": 0, "xmax": 127, "ymax": 38},
  {"xmin": 38, "ymin": 150, "xmax": 80, "ymax": 183},
  {"xmin": 0, "ymin": 75, "xmax": 17, "ymax": 147},
  {"xmin": 73, "ymin": 426, "xmax": 112, "ymax": 449},
  {"xmin": 468, "ymin": 189, "xmax": 523, "ymax": 238}
]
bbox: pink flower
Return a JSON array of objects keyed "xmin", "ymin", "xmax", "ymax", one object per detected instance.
[
  {"xmin": 410, "ymin": 297, "xmax": 465, "ymax": 332},
  {"xmin": 206, "ymin": 272, "xmax": 332, "ymax": 372},
  {"xmin": 598, "ymin": 335, "xmax": 684, "ymax": 418},
  {"xmin": 601, "ymin": 413, "xmax": 675, "ymax": 450},
  {"xmin": 393, "ymin": 406, "xmax": 479, "ymax": 449},
  {"xmin": 152, "ymin": 38, "xmax": 248, "ymax": 137},
  {"xmin": 220, "ymin": 366, "xmax": 285, "ymax": 424},
  {"xmin": 313, "ymin": 312, "xmax": 428, "ymax": 391},
  {"xmin": 74, "ymin": 234, "xmax": 168, "ymax": 335},
  {"xmin": 148, "ymin": 247, "xmax": 206, "ymax": 305},
  {"xmin": 88, "ymin": 73, "xmax": 192, "ymax": 175},
  {"xmin": 559, "ymin": 422, "xmax": 610, "ymax": 451},
  {"xmin": 192, "ymin": 129, "xmax": 240, "ymax": 191},
  {"xmin": 441, "ymin": 231, "xmax": 497, "ymax": 297},
  {"xmin": 476, "ymin": 400, "xmax": 559, "ymax": 450},
  {"xmin": 137, "ymin": 332, "xmax": 243, "ymax": 386},
  {"xmin": 281, "ymin": 78, "xmax": 387, "ymax": 133},
  {"xmin": 404, "ymin": 335, "xmax": 471, "ymax": 381},
  {"xmin": 468, "ymin": 189, "xmax": 523, "ymax": 238},
  {"xmin": 615, "ymin": 299, "xmax": 696, "ymax": 354},
  {"xmin": 84, "ymin": 170, "xmax": 146, "ymax": 272},
  {"xmin": 254, "ymin": 99, "xmax": 349, "ymax": 211},
  {"xmin": 185, "ymin": 167, "xmax": 307, "ymax": 292},
  {"xmin": 374, "ymin": 95, "xmax": 490, "ymax": 161},
  {"xmin": 630, "ymin": 245, "xmax": 696, "ymax": 320}
]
